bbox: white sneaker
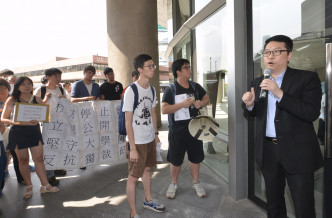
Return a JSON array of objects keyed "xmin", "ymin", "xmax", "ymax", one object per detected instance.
[
  {"xmin": 192, "ymin": 182, "xmax": 206, "ymax": 197},
  {"xmin": 166, "ymin": 183, "xmax": 177, "ymax": 199}
]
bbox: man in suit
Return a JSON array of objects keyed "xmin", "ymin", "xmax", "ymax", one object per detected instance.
[{"xmin": 242, "ymin": 35, "xmax": 323, "ymax": 218}]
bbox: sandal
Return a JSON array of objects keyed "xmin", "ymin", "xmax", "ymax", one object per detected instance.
[
  {"xmin": 40, "ymin": 184, "xmax": 59, "ymax": 194},
  {"xmin": 23, "ymin": 185, "xmax": 33, "ymax": 199}
]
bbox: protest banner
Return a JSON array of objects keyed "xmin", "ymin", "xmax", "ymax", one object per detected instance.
[{"xmin": 42, "ymin": 97, "xmax": 125, "ymax": 170}]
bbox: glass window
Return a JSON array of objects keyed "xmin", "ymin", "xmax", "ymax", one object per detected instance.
[
  {"xmin": 194, "ymin": 7, "xmax": 228, "ymax": 181},
  {"xmin": 173, "ymin": 0, "xmax": 191, "ymax": 33},
  {"xmin": 174, "ymin": 32, "xmax": 192, "ymax": 63},
  {"xmin": 194, "ymin": 0, "xmax": 211, "ymax": 13}
]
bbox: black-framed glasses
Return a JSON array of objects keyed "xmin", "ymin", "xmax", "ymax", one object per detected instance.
[
  {"xmin": 262, "ymin": 49, "xmax": 288, "ymax": 57},
  {"xmin": 181, "ymin": 66, "xmax": 191, "ymax": 70},
  {"xmin": 143, "ymin": 64, "xmax": 157, "ymax": 70}
]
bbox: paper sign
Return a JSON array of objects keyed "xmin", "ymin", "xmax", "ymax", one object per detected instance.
[
  {"xmin": 174, "ymin": 94, "xmax": 190, "ymax": 121},
  {"xmin": 14, "ymin": 102, "xmax": 50, "ymax": 122}
]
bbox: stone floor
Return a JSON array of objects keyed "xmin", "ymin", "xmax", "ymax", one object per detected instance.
[{"xmin": 0, "ymin": 116, "xmax": 266, "ymax": 218}]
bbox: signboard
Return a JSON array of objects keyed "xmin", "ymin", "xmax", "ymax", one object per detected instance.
[{"xmin": 14, "ymin": 102, "xmax": 50, "ymax": 122}]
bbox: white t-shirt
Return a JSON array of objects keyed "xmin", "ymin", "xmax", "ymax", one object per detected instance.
[
  {"xmin": 34, "ymin": 86, "xmax": 67, "ymax": 103},
  {"xmin": 85, "ymin": 83, "xmax": 92, "ymax": 95},
  {"xmin": 122, "ymin": 81, "xmax": 157, "ymax": 144}
]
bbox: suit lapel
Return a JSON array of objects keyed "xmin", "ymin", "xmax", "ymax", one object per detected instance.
[
  {"xmin": 276, "ymin": 67, "xmax": 295, "ymax": 116},
  {"xmin": 280, "ymin": 67, "xmax": 296, "ymax": 92}
]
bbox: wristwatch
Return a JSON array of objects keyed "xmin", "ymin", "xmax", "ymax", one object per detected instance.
[{"xmin": 155, "ymin": 132, "xmax": 159, "ymax": 135}]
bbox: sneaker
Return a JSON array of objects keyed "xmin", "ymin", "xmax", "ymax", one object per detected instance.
[
  {"xmin": 54, "ymin": 170, "xmax": 67, "ymax": 176},
  {"xmin": 129, "ymin": 214, "xmax": 141, "ymax": 218},
  {"xmin": 47, "ymin": 176, "xmax": 60, "ymax": 186},
  {"xmin": 192, "ymin": 182, "xmax": 206, "ymax": 197},
  {"xmin": 166, "ymin": 183, "xmax": 177, "ymax": 199},
  {"xmin": 4, "ymin": 171, "xmax": 9, "ymax": 181},
  {"xmin": 143, "ymin": 199, "xmax": 165, "ymax": 212},
  {"xmin": 29, "ymin": 165, "xmax": 35, "ymax": 172}
]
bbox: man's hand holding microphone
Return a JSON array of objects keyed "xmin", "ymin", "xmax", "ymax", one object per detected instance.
[{"xmin": 242, "ymin": 68, "xmax": 274, "ymax": 108}]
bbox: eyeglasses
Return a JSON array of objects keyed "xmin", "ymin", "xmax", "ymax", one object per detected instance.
[
  {"xmin": 143, "ymin": 64, "xmax": 156, "ymax": 70},
  {"xmin": 181, "ymin": 66, "xmax": 191, "ymax": 70},
  {"xmin": 262, "ymin": 49, "xmax": 289, "ymax": 57}
]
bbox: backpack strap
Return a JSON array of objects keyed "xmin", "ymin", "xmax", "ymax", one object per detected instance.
[
  {"xmin": 59, "ymin": 86, "xmax": 64, "ymax": 95},
  {"xmin": 167, "ymin": 82, "xmax": 177, "ymax": 127},
  {"xmin": 189, "ymin": 81, "xmax": 199, "ymax": 100},
  {"xmin": 129, "ymin": 83, "xmax": 139, "ymax": 111},
  {"xmin": 150, "ymin": 85, "xmax": 155, "ymax": 102},
  {"xmin": 41, "ymin": 86, "xmax": 46, "ymax": 99},
  {"xmin": 170, "ymin": 82, "xmax": 176, "ymax": 105},
  {"xmin": 170, "ymin": 81, "xmax": 198, "ymax": 103}
]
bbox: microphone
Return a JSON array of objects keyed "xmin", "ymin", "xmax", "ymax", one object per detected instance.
[{"xmin": 259, "ymin": 68, "xmax": 272, "ymax": 98}]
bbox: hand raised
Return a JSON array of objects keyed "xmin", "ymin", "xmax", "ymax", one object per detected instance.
[{"xmin": 242, "ymin": 87, "xmax": 255, "ymax": 107}]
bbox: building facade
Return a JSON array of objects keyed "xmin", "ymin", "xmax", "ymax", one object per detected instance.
[{"xmin": 14, "ymin": 55, "xmax": 108, "ymax": 84}]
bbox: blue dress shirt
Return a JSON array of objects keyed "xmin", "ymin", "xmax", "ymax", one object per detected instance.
[{"xmin": 265, "ymin": 69, "xmax": 286, "ymax": 137}]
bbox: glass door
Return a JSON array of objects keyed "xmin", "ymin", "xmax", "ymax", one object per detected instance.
[
  {"xmin": 324, "ymin": 43, "xmax": 332, "ymax": 218},
  {"xmin": 248, "ymin": 0, "xmax": 332, "ymax": 217}
]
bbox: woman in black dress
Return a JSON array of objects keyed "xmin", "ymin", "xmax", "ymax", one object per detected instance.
[{"xmin": 1, "ymin": 77, "xmax": 59, "ymax": 199}]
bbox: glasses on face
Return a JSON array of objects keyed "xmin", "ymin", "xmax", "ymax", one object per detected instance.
[
  {"xmin": 262, "ymin": 49, "xmax": 288, "ymax": 57},
  {"xmin": 143, "ymin": 64, "xmax": 156, "ymax": 70},
  {"xmin": 181, "ymin": 66, "xmax": 191, "ymax": 70}
]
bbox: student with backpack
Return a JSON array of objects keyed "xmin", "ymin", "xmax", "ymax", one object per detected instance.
[
  {"xmin": 33, "ymin": 68, "xmax": 67, "ymax": 186},
  {"xmin": 34, "ymin": 68, "xmax": 66, "ymax": 104},
  {"xmin": 161, "ymin": 59, "xmax": 209, "ymax": 199},
  {"xmin": 123, "ymin": 54, "xmax": 165, "ymax": 218}
]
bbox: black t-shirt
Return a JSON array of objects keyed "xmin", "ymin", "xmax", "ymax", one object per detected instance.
[
  {"xmin": 162, "ymin": 81, "xmax": 206, "ymax": 133},
  {"xmin": 100, "ymin": 81, "xmax": 123, "ymax": 100}
]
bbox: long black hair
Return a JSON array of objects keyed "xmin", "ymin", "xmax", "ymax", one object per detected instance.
[{"xmin": 12, "ymin": 76, "xmax": 33, "ymax": 102}]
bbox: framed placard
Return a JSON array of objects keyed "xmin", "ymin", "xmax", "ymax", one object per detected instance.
[{"xmin": 13, "ymin": 102, "xmax": 50, "ymax": 122}]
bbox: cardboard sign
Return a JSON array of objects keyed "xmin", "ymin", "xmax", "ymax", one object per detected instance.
[{"xmin": 14, "ymin": 102, "xmax": 50, "ymax": 122}]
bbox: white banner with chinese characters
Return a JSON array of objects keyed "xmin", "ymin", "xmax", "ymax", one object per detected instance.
[{"xmin": 42, "ymin": 97, "xmax": 125, "ymax": 170}]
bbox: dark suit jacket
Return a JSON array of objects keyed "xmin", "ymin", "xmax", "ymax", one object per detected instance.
[{"xmin": 246, "ymin": 67, "xmax": 323, "ymax": 174}]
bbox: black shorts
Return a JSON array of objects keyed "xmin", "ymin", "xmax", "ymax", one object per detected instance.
[{"xmin": 167, "ymin": 128, "xmax": 204, "ymax": 166}]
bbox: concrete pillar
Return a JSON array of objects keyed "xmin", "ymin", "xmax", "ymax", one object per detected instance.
[
  {"xmin": 227, "ymin": 0, "xmax": 248, "ymax": 200},
  {"xmin": 106, "ymin": 0, "xmax": 161, "ymax": 126}
]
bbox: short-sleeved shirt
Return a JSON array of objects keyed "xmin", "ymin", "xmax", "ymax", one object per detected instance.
[
  {"xmin": 122, "ymin": 81, "xmax": 157, "ymax": 144},
  {"xmin": 71, "ymin": 80, "xmax": 100, "ymax": 98},
  {"xmin": 34, "ymin": 86, "xmax": 67, "ymax": 102},
  {"xmin": 162, "ymin": 81, "xmax": 206, "ymax": 133},
  {"xmin": 100, "ymin": 81, "xmax": 123, "ymax": 100}
]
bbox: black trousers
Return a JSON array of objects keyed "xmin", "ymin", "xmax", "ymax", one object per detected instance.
[
  {"xmin": 261, "ymin": 138, "xmax": 316, "ymax": 218},
  {"xmin": 10, "ymin": 150, "xmax": 24, "ymax": 182}
]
